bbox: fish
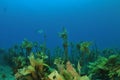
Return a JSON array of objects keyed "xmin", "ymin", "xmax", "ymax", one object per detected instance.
[{"xmin": 37, "ymin": 29, "xmax": 43, "ymax": 34}]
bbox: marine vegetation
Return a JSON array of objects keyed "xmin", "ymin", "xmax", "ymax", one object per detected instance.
[
  {"xmin": 88, "ymin": 54, "xmax": 120, "ymax": 80},
  {"xmin": 59, "ymin": 27, "xmax": 69, "ymax": 62},
  {"xmin": 1, "ymin": 28, "xmax": 120, "ymax": 80}
]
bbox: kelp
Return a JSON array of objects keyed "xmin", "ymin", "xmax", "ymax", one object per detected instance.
[
  {"xmin": 15, "ymin": 52, "xmax": 50, "ymax": 80},
  {"xmin": 88, "ymin": 55, "xmax": 120, "ymax": 80},
  {"xmin": 3, "ymin": 28, "xmax": 120, "ymax": 80},
  {"xmin": 54, "ymin": 59, "xmax": 90, "ymax": 80}
]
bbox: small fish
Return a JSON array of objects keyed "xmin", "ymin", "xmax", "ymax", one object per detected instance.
[{"xmin": 37, "ymin": 29, "xmax": 43, "ymax": 34}]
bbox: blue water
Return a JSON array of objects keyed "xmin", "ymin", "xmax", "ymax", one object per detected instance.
[{"xmin": 0, "ymin": 0, "xmax": 120, "ymax": 49}]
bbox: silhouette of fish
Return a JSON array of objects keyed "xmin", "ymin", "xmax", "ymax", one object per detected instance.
[{"xmin": 37, "ymin": 29, "xmax": 44, "ymax": 34}]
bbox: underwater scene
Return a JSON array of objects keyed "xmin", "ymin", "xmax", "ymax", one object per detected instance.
[{"xmin": 0, "ymin": 0, "xmax": 120, "ymax": 80}]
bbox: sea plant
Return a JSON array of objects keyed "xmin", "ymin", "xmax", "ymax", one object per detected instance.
[
  {"xmin": 21, "ymin": 39, "xmax": 33, "ymax": 56},
  {"xmin": 54, "ymin": 59, "xmax": 90, "ymax": 80},
  {"xmin": 59, "ymin": 27, "xmax": 69, "ymax": 62},
  {"xmin": 88, "ymin": 54, "xmax": 120, "ymax": 80},
  {"xmin": 15, "ymin": 52, "xmax": 50, "ymax": 80}
]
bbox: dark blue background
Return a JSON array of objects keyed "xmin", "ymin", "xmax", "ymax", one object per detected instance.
[{"xmin": 0, "ymin": 0, "xmax": 120, "ymax": 49}]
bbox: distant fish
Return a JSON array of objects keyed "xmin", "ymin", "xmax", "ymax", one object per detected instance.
[{"xmin": 37, "ymin": 29, "xmax": 44, "ymax": 34}]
